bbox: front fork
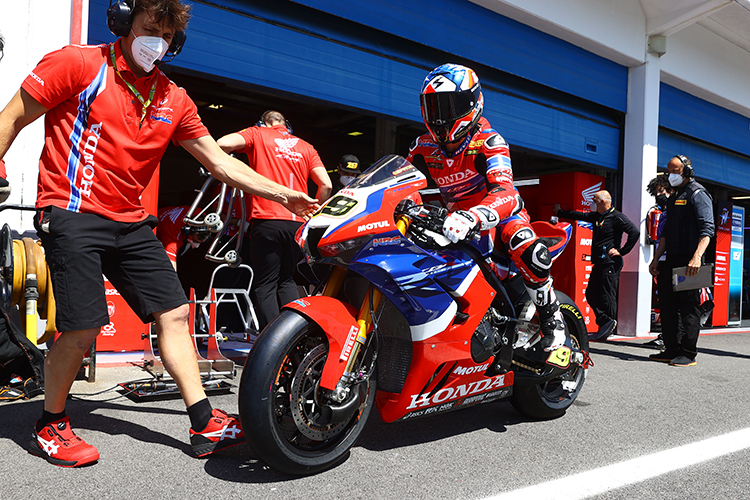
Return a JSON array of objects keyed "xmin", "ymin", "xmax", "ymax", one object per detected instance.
[{"xmin": 326, "ymin": 216, "xmax": 409, "ymax": 403}]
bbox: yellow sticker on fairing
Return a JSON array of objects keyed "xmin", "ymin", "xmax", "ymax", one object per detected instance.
[{"xmin": 546, "ymin": 346, "xmax": 572, "ymax": 368}]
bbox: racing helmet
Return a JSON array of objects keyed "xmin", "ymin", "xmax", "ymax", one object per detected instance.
[{"xmin": 420, "ymin": 64, "xmax": 484, "ymax": 145}]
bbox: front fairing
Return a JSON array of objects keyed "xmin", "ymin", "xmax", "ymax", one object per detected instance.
[{"xmin": 297, "ymin": 155, "xmax": 427, "ymax": 266}]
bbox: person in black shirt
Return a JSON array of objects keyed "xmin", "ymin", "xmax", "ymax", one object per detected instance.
[
  {"xmin": 554, "ymin": 190, "xmax": 640, "ymax": 340},
  {"xmin": 648, "ymin": 155, "xmax": 714, "ymax": 366}
]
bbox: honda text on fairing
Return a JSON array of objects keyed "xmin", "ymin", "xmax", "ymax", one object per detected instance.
[{"xmin": 238, "ymin": 155, "xmax": 592, "ymax": 475}]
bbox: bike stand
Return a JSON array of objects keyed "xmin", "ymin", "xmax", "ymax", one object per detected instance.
[{"xmin": 142, "ymin": 288, "xmax": 236, "ymax": 382}]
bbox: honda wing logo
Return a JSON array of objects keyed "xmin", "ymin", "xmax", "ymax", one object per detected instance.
[{"xmin": 581, "ymin": 182, "xmax": 602, "ymax": 207}]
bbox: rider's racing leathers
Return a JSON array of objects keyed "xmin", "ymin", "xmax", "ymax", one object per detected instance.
[{"xmin": 407, "ymin": 117, "xmax": 566, "ymax": 348}]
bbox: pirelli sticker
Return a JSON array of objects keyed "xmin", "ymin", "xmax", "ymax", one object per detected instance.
[{"xmin": 675, "ymin": 200, "xmax": 687, "ymax": 205}]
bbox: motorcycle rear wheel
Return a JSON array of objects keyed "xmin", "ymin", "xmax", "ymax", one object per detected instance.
[
  {"xmin": 510, "ymin": 294, "xmax": 589, "ymax": 420},
  {"xmin": 239, "ymin": 310, "xmax": 376, "ymax": 475}
]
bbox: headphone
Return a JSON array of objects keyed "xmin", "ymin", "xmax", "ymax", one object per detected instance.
[
  {"xmin": 107, "ymin": 0, "xmax": 186, "ymax": 56},
  {"xmin": 255, "ymin": 110, "xmax": 293, "ymax": 134},
  {"xmin": 674, "ymin": 154, "xmax": 694, "ymax": 178}
]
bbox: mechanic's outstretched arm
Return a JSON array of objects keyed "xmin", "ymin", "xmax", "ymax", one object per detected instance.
[
  {"xmin": 181, "ymin": 135, "xmax": 320, "ymax": 219},
  {"xmin": 0, "ymin": 88, "xmax": 49, "ymax": 159}
]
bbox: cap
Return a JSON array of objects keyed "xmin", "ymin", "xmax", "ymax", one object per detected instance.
[{"xmin": 338, "ymin": 154, "xmax": 361, "ymax": 175}]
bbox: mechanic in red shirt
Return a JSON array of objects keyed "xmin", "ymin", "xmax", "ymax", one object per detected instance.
[
  {"xmin": 406, "ymin": 64, "xmax": 566, "ymax": 352},
  {"xmin": 157, "ymin": 205, "xmax": 210, "ymax": 268},
  {"xmin": 0, "ymin": 0, "xmax": 318, "ymax": 468},
  {"xmin": 0, "ymin": 32, "xmax": 9, "ymax": 203},
  {"xmin": 218, "ymin": 110, "xmax": 332, "ymax": 331}
]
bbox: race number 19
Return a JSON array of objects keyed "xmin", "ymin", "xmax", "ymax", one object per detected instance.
[{"xmin": 546, "ymin": 346, "xmax": 572, "ymax": 368}]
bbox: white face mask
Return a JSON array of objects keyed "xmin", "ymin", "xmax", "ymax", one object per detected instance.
[
  {"xmin": 340, "ymin": 175, "xmax": 355, "ymax": 186},
  {"xmin": 668, "ymin": 173, "xmax": 684, "ymax": 187},
  {"xmin": 590, "ymin": 200, "xmax": 598, "ymax": 211},
  {"xmin": 131, "ymin": 31, "xmax": 169, "ymax": 73}
]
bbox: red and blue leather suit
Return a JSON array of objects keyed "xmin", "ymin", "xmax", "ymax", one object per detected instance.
[{"xmin": 406, "ymin": 117, "xmax": 555, "ymax": 286}]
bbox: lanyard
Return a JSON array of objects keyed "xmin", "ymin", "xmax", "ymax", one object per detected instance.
[
  {"xmin": 110, "ymin": 44, "xmax": 156, "ymax": 127},
  {"xmin": 595, "ymin": 207, "xmax": 614, "ymax": 228}
]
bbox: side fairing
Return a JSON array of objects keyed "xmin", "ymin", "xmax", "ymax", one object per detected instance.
[{"xmin": 350, "ymin": 237, "xmax": 480, "ymax": 341}]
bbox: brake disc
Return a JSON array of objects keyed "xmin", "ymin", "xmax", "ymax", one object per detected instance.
[{"xmin": 290, "ymin": 344, "xmax": 351, "ymax": 441}]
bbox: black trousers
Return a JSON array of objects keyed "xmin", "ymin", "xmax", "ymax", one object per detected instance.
[
  {"xmin": 246, "ymin": 219, "xmax": 303, "ymax": 331},
  {"xmin": 659, "ymin": 257, "xmax": 701, "ymax": 359},
  {"xmin": 585, "ymin": 259, "xmax": 622, "ymax": 327}
]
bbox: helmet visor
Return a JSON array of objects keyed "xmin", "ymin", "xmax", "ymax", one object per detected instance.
[{"xmin": 420, "ymin": 90, "xmax": 476, "ymax": 128}]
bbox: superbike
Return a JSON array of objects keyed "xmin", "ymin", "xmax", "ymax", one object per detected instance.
[{"xmin": 239, "ymin": 155, "xmax": 591, "ymax": 475}]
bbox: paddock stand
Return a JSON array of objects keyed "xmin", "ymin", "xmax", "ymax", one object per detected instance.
[{"xmin": 120, "ymin": 288, "xmax": 236, "ymax": 401}]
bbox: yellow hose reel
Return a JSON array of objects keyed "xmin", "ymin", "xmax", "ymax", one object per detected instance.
[{"xmin": 1, "ymin": 224, "xmax": 56, "ymax": 344}]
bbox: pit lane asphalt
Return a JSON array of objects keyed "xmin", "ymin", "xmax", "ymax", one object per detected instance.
[{"xmin": 2, "ymin": 330, "xmax": 750, "ymax": 500}]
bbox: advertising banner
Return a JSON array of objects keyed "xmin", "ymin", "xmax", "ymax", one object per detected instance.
[
  {"xmin": 535, "ymin": 172, "xmax": 605, "ymax": 333},
  {"xmin": 712, "ymin": 200, "xmax": 732, "ymax": 326},
  {"xmin": 728, "ymin": 205, "xmax": 744, "ymax": 325},
  {"xmin": 95, "ymin": 280, "xmax": 149, "ymax": 352}
]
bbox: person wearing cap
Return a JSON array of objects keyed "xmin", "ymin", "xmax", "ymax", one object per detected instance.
[{"xmin": 337, "ymin": 154, "xmax": 361, "ymax": 188}]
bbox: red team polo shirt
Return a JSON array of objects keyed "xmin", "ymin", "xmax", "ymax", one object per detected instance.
[
  {"xmin": 21, "ymin": 41, "xmax": 209, "ymax": 222},
  {"xmin": 237, "ymin": 125, "xmax": 324, "ymax": 222}
]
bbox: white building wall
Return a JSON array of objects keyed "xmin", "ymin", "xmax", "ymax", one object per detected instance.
[
  {"xmin": 471, "ymin": 0, "xmax": 750, "ymax": 118},
  {"xmin": 470, "ymin": 0, "xmax": 647, "ymax": 66},
  {"xmin": 0, "ymin": 0, "xmax": 84, "ymax": 234},
  {"xmin": 662, "ymin": 23, "xmax": 750, "ymax": 117}
]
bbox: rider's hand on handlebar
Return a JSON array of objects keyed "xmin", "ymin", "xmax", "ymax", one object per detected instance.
[{"xmin": 442, "ymin": 210, "xmax": 480, "ymax": 244}]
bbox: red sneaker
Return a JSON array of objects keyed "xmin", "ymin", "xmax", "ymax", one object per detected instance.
[
  {"xmin": 28, "ymin": 417, "xmax": 99, "ymax": 467},
  {"xmin": 189, "ymin": 408, "xmax": 245, "ymax": 457}
]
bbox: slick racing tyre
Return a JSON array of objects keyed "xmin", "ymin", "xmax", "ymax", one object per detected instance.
[
  {"xmin": 239, "ymin": 310, "xmax": 376, "ymax": 475},
  {"xmin": 510, "ymin": 292, "xmax": 589, "ymax": 420}
]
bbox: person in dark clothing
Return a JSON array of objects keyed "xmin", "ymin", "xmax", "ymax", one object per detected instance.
[
  {"xmin": 648, "ymin": 155, "xmax": 714, "ymax": 366},
  {"xmin": 554, "ymin": 190, "xmax": 640, "ymax": 340},
  {"xmin": 644, "ymin": 175, "xmax": 673, "ymax": 348}
]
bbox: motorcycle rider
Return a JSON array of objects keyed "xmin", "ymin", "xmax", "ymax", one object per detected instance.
[{"xmin": 407, "ymin": 63, "xmax": 566, "ymax": 351}]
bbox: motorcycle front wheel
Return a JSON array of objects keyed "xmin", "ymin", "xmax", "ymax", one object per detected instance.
[
  {"xmin": 510, "ymin": 293, "xmax": 589, "ymax": 420},
  {"xmin": 239, "ymin": 310, "xmax": 376, "ymax": 475}
]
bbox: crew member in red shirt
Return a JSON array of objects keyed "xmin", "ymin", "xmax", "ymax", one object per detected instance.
[
  {"xmin": 0, "ymin": 32, "xmax": 9, "ymax": 203},
  {"xmin": 157, "ymin": 205, "xmax": 210, "ymax": 268},
  {"xmin": 0, "ymin": 0, "xmax": 318, "ymax": 467},
  {"xmin": 218, "ymin": 110, "xmax": 332, "ymax": 331}
]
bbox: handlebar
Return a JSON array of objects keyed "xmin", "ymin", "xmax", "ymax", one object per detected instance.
[{"xmin": 395, "ymin": 202, "xmax": 479, "ymax": 249}]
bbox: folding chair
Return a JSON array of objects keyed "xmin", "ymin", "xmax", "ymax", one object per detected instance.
[{"xmin": 206, "ymin": 263, "xmax": 259, "ymax": 337}]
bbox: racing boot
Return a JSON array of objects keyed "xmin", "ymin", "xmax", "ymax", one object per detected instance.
[{"xmin": 525, "ymin": 278, "xmax": 566, "ymax": 352}]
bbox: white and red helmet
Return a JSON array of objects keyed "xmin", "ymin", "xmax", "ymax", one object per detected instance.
[{"xmin": 420, "ymin": 64, "xmax": 484, "ymax": 145}]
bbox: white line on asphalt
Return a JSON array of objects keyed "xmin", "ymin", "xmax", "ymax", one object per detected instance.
[{"xmin": 487, "ymin": 427, "xmax": 750, "ymax": 500}]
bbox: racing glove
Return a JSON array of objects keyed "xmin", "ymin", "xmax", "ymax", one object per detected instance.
[
  {"xmin": 443, "ymin": 210, "xmax": 480, "ymax": 243},
  {"xmin": 442, "ymin": 206, "xmax": 499, "ymax": 244}
]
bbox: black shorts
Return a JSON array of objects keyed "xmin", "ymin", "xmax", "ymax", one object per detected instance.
[{"xmin": 34, "ymin": 206, "xmax": 187, "ymax": 332}]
